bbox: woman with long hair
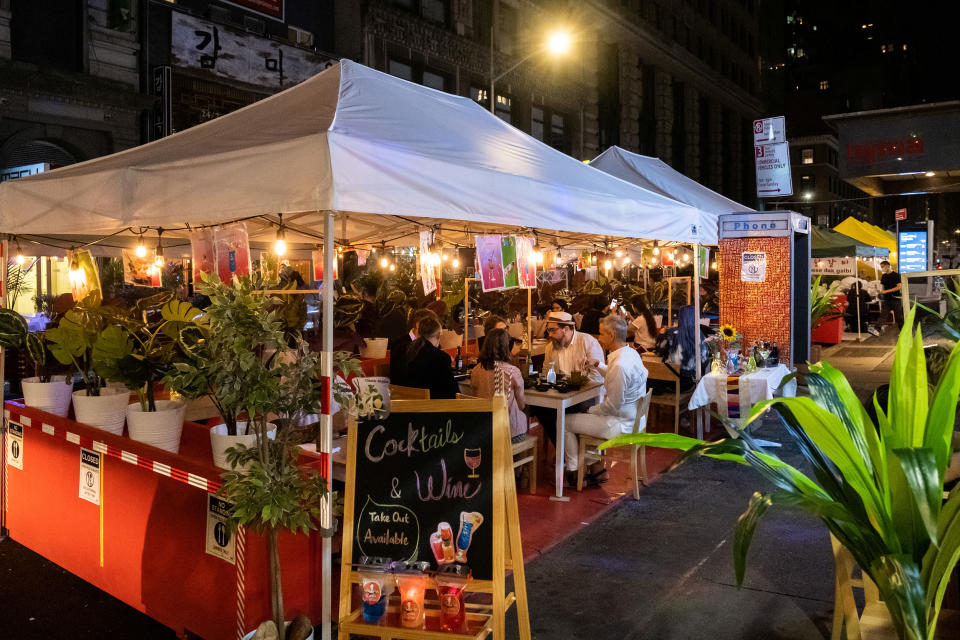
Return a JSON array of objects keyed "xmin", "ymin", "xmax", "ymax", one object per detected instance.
[
  {"xmin": 653, "ymin": 305, "xmax": 709, "ymax": 392},
  {"xmin": 406, "ymin": 316, "xmax": 459, "ymax": 399},
  {"xmin": 469, "ymin": 328, "xmax": 527, "ymax": 439},
  {"xmin": 628, "ymin": 294, "xmax": 658, "ymax": 351}
]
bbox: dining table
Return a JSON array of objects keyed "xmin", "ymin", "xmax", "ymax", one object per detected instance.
[
  {"xmin": 688, "ymin": 363, "xmax": 797, "ymax": 437},
  {"xmin": 523, "ymin": 381, "xmax": 605, "ymax": 501}
]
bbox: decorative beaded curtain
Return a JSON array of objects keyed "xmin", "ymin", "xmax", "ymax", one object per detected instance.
[{"xmin": 718, "ymin": 237, "xmax": 792, "ymax": 364}]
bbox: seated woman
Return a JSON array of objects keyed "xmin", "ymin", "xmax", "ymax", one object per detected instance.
[
  {"xmin": 628, "ymin": 294, "xmax": 658, "ymax": 352},
  {"xmin": 652, "ymin": 305, "xmax": 709, "ymax": 393},
  {"xmin": 469, "ymin": 328, "xmax": 528, "ymax": 440},
  {"xmin": 406, "ymin": 317, "xmax": 459, "ymax": 399},
  {"xmin": 845, "ymin": 280, "xmax": 875, "ymax": 335}
]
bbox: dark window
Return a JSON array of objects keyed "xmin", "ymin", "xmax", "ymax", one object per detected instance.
[
  {"xmin": 699, "ymin": 97, "xmax": 711, "ymax": 183},
  {"xmin": 638, "ymin": 59, "xmax": 657, "ymax": 155},
  {"xmin": 392, "ymin": 0, "xmax": 415, "ymax": 9},
  {"xmin": 421, "ymin": 0, "xmax": 448, "ymax": 25},
  {"xmin": 550, "ymin": 112, "xmax": 570, "ymax": 153},
  {"xmin": 697, "ymin": 36, "xmax": 704, "ymax": 59},
  {"xmin": 11, "ymin": 0, "xmax": 83, "ymax": 72},
  {"xmin": 672, "ymin": 81, "xmax": 686, "ymax": 173},
  {"xmin": 654, "ymin": 3, "xmax": 662, "ymax": 30},
  {"xmin": 685, "ymin": 25, "xmax": 692, "ymax": 49},
  {"xmin": 531, "ymin": 106, "xmax": 545, "ymax": 141},
  {"xmin": 499, "ymin": 4, "xmax": 517, "ymax": 55},
  {"xmin": 721, "ymin": 108, "xmax": 732, "ymax": 195},
  {"xmin": 672, "ymin": 16, "xmax": 678, "ymax": 40},
  {"xmin": 389, "ymin": 58, "xmax": 450, "ymax": 91}
]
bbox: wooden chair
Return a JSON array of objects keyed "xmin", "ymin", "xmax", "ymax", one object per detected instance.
[
  {"xmin": 642, "ymin": 355, "xmax": 695, "ymax": 434},
  {"xmin": 458, "ymin": 394, "xmax": 537, "ymax": 494},
  {"xmin": 373, "ymin": 362, "xmax": 390, "ymax": 378},
  {"xmin": 575, "ymin": 389, "xmax": 653, "ymax": 498},
  {"xmin": 831, "ymin": 534, "xmax": 960, "ymax": 639},
  {"xmin": 388, "ymin": 385, "xmax": 429, "ymax": 400}
]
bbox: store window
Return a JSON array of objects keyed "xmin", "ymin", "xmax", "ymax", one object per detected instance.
[{"xmin": 801, "ymin": 148, "xmax": 814, "ymax": 164}]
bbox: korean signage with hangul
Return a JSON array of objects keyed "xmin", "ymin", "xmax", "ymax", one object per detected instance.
[
  {"xmin": 812, "ymin": 257, "xmax": 856, "ymax": 276},
  {"xmin": 170, "ymin": 12, "xmax": 335, "ymax": 90}
]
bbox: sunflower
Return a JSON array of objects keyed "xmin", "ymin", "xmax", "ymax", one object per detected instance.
[{"xmin": 719, "ymin": 323, "xmax": 738, "ymax": 342}]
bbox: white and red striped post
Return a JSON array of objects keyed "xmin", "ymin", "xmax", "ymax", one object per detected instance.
[
  {"xmin": 319, "ymin": 210, "xmax": 335, "ymax": 640},
  {"xmin": 1, "ymin": 236, "xmax": 8, "ymax": 541}
]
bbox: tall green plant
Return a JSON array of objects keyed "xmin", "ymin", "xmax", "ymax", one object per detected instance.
[
  {"xmin": 46, "ymin": 295, "xmax": 114, "ymax": 396},
  {"xmin": 0, "ymin": 308, "xmax": 61, "ymax": 383},
  {"xmin": 603, "ymin": 307, "xmax": 960, "ymax": 640},
  {"xmin": 192, "ymin": 273, "xmax": 331, "ymax": 638},
  {"xmin": 811, "ymin": 275, "xmax": 843, "ymax": 328}
]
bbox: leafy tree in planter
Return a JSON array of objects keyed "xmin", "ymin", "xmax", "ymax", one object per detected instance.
[
  {"xmin": 0, "ymin": 308, "xmax": 63, "ymax": 384},
  {"xmin": 189, "ymin": 273, "xmax": 336, "ymax": 638}
]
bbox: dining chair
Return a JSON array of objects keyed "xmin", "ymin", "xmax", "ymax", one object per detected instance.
[
  {"xmin": 388, "ymin": 384, "xmax": 429, "ymax": 400},
  {"xmin": 642, "ymin": 355, "xmax": 694, "ymax": 435},
  {"xmin": 576, "ymin": 389, "xmax": 653, "ymax": 499}
]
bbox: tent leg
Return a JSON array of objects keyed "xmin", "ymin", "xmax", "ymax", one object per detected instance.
[
  {"xmin": 321, "ymin": 211, "xmax": 335, "ymax": 640},
  {"xmin": 0, "ymin": 237, "xmax": 8, "ymax": 540},
  {"xmin": 693, "ymin": 245, "xmax": 702, "ymax": 382}
]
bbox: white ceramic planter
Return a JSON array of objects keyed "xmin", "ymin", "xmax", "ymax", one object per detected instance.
[
  {"xmin": 72, "ymin": 387, "xmax": 130, "ymax": 436},
  {"xmin": 209, "ymin": 421, "xmax": 276, "ymax": 471},
  {"xmin": 242, "ymin": 622, "xmax": 313, "ymax": 640},
  {"xmin": 126, "ymin": 400, "xmax": 186, "ymax": 453},
  {"xmin": 21, "ymin": 376, "xmax": 73, "ymax": 417}
]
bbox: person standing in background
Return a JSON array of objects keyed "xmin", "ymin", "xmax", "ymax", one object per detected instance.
[{"xmin": 879, "ymin": 260, "xmax": 903, "ymax": 330}]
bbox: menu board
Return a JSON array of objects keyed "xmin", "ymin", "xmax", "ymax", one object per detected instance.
[
  {"xmin": 898, "ymin": 230, "xmax": 928, "ymax": 274},
  {"xmin": 350, "ymin": 411, "xmax": 494, "ymax": 580}
]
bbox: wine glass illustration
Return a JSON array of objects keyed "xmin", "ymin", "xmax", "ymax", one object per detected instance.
[{"xmin": 464, "ymin": 448, "xmax": 482, "ymax": 479}]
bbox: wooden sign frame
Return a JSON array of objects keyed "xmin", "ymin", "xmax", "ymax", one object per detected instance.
[{"xmin": 338, "ymin": 397, "xmax": 530, "ymax": 640}]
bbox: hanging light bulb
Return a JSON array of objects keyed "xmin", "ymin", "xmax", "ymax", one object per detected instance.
[
  {"xmin": 604, "ymin": 259, "xmax": 613, "ymax": 271},
  {"xmin": 14, "ymin": 238, "xmax": 25, "ymax": 266},
  {"xmin": 684, "ymin": 252, "xmax": 691, "ymax": 261},
  {"xmin": 380, "ymin": 256, "xmax": 389, "ymax": 269},
  {"xmin": 452, "ymin": 258, "xmax": 460, "ymax": 268},
  {"xmin": 591, "ymin": 254, "xmax": 597, "ymax": 263},
  {"xmin": 441, "ymin": 252, "xmax": 449, "ymax": 262},
  {"xmin": 622, "ymin": 256, "xmax": 631, "ymax": 265},
  {"xmin": 154, "ymin": 229, "xmax": 165, "ymax": 267},
  {"xmin": 711, "ymin": 261, "xmax": 718, "ymax": 270},
  {"xmin": 68, "ymin": 251, "xmax": 86, "ymax": 287},
  {"xmin": 274, "ymin": 214, "xmax": 287, "ymax": 256},
  {"xmin": 650, "ymin": 257, "xmax": 658, "ymax": 266},
  {"xmin": 135, "ymin": 233, "xmax": 147, "ymax": 258},
  {"xmin": 389, "ymin": 263, "xmax": 396, "ymax": 272},
  {"xmin": 614, "ymin": 249, "xmax": 623, "ymax": 258},
  {"xmin": 652, "ymin": 241, "xmax": 660, "ymax": 256}
]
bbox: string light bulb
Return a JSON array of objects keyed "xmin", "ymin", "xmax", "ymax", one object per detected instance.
[
  {"xmin": 380, "ymin": 256, "xmax": 389, "ymax": 269},
  {"xmin": 68, "ymin": 252, "xmax": 86, "ymax": 287},
  {"xmin": 452, "ymin": 258, "xmax": 460, "ymax": 268},
  {"xmin": 711, "ymin": 261, "xmax": 718, "ymax": 270},
  {"xmin": 614, "ymin": 250, "xmax": 623, "ymax": 258},
  {"xmin": 14, "ymin": 239, "xmax": 25, "ymax": 266},
  {"xmin": 154, "ymin": 229, "xmax": 165, "ymax": 267},
  {"xmin": 274, "ymin": 213, "xmax": 287, "ymax": 256},
  {"xmin": 135, "ymin": 233, "xmax": 147, "ymax": 258},
  {"xmin": 652, "ymin": 241, "xmax": 660, "ymax": 256},
  {"xmin": 650, "ymin": 257, "xmax": 658, "ymax": 265},
  {"xmin": 389, "ymin": 263, "xmax": 396, "ymax": 272},
  {"xmin": 622, "ymin": 256, "xmax": 631, "ymax": 265}
]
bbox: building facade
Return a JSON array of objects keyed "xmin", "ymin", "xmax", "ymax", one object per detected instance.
[{"xmin": 2, "ymin": 0, "xmax": 765, "ymax": 208}]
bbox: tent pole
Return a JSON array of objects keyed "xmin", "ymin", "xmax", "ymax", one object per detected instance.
[
  {"xmin": 856, "ymin": 280, "xmax": 863, "ymax": 343},
  {"xmin": 693, "ymin": 244, "xmax": 702, "ymax": 381},
  {"xmin": 320, "ymin": 211, "xmax": 335, "ymax": 640},
  {"xmin": 0, "ymin": 236, "xmax": 8, "ymax": 541}
]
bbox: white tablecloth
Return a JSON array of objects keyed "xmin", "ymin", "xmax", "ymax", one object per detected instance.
[{"xmin": 688, "ymin": 364, "xmax": 797, "ymax": 420}]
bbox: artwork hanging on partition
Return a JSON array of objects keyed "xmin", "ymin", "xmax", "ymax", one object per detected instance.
[
  {"xmin": 70, "ymin": 250, "xmax": 102, "ymax": 302},
  {"xmin": 122, "ymin": 249, "xmax": 160, "ymax": 287},
  {"xmin": 475, "ymin": 235, "xmax": 505, "ymax": 291},
  {"xmin": 312, "ymin": 248, "xmax": 338, "ymax": 282},
  {"xmin": 501, "ymin": 235, "xmax": 519, "ymax": 288},
  {"xmin": 516, "ymin": 236, "xmax": 537, "ymax": 288},
  {"xmin": 214, "ymin": 223, "xmax": 251, "ymax": 282},
  {"xmin": 189, "ymin": 228, "xmax": 216, "ymax": 282},
  {"xmin": 419, "ymin": 230, "xmax": 437, "ymax": 296}
]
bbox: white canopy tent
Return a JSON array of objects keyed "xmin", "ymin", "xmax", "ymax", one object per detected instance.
[
  {"xmin": 0, "ymin": 61, "xmax": 720, "ymax": 640},
  {"xmin": 0, "ymin": 60, "xmax": 713, "ymax": 246}
]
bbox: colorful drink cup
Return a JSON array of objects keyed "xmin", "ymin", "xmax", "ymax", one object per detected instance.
[
  {"xmin": 435, "ymin": 565, "xmax": 472, "ymax": 632},
  {"xmin": 455, "ymin": 511, "xmax": 484, "ymax": 564}
]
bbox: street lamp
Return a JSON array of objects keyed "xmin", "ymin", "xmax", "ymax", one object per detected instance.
[{"xmin": 489, "ymin": 26, "xmax": 572, "ymax": 115}]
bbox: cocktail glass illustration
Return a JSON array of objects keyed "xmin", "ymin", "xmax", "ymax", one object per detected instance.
[{"xmin": 464, "ymin": 448, "xmax": 482, "ymax": 478}]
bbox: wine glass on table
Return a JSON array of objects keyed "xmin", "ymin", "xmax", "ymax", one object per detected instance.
[{"xmin": 464, "ymin": 448, "xmax": 482, "ymax": 478}]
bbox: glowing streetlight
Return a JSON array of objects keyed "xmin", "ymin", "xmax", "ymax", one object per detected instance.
[{"xmin": 547, "ymin": 30, "xmax": 572, "ymax": 56}]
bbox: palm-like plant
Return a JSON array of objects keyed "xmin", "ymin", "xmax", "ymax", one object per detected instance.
[
  {"xmin": 811, "ymin": 275, "xmax": 844, "ymax": 328},
  {"xmin": 603, "ymin": 307, "xmax": 960, "ymax": 640}
]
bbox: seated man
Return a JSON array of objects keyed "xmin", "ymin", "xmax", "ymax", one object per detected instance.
[
  {"xmin": 531, "ymin": 311, "xmax": 605, "ymax": 443},
  {"xmin": 563, "ymin": 315, "xmax": 647, "ymax": 486}
]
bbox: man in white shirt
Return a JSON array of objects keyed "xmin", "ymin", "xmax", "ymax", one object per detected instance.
[
  {"xmin": 563, "ymin": 314, "xmax": 648, "ymax": 484},
  {"xmin": 543, "ymin": 311, "xmax": 605, "ymax": 384},
  {"xmin": 531, "ymin": 311, "xmax": 606, "ymax": 446}
]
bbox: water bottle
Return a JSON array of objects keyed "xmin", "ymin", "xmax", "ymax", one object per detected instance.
[
  {"xmin": 545, "ymin": 362, "xmax": 557, "ymax": 385},
  {"xmin": 455, "ymin": 347, "xmax": 463, "ymax": 372}
]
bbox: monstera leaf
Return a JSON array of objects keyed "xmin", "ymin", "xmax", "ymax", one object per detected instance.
[
  {"xmin": 92, "ymin": 325, "xmax": 135, "ymax": 384},
  {"xmin": 0, "ymin": 308, "xmax": 27, "ymax": 348}
]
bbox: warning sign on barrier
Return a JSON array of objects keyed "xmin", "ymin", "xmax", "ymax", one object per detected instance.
[
  {"xmin": 79, "ymin": 448, "xmax": 101, "ymax": 505},
  {"xmin": 205, "ymin": 494, "xmax": 236, "ymax": 564},
  {"xmin": 7, "ymin": 422, "xmax": 23, "ymax": 469}
]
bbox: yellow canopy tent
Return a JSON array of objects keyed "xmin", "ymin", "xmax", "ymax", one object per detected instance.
[{"xmin": 833, "ymin": 217, "xmax": 897, "ymax": 266}]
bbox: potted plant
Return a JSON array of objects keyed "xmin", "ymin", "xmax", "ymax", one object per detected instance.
[
  {"xmin": 45, "ymin": 297, "xmax": 129, "ymax": 435},
  {"xmin": 809, "ymin": 275, "xmax": 843, "ymax": 362},
  {"xmin": 603, "ymin": 307, "xmax": 960, "ymax": 640},
  {"xmin": 92, "ymin": 293, "xmax": 201, "ymax": 452},
  {"xmin": 196, "ymin": 274, "xmax": 331, "ymax": 639},
  {"xmin": 0, "ymin": 308, "xmax": 73, "ymax": 416}
]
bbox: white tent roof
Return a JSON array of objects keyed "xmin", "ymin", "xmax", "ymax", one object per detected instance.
[
  {"xmin": 589, "ymin": 146, "xmax": 753, "ymax": 235},
  {"xmin": 0, "ymin": 60, "xmax": 713, "ymax": 246}
]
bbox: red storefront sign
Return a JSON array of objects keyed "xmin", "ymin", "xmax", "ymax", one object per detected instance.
[
  {"xmin": 222, "ymin": 0, "xmax": 283, "ymax": 20},
  {"xmin": 847, "ymin": 138, "xmax": 924, "ymax": 163}
]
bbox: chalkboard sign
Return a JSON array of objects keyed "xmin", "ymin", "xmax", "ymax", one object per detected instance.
[{"xmin": 350, "ymin": 410, "xmax": 493, "ymax": 580}]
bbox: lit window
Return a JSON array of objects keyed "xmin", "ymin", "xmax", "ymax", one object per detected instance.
[
  {"xmin": 786, "ymin": 15, "xmax": 793, "ymax": 24},
  {"xmin": 819, "ymin": 80, "xmax": 829, "ymax": 90},
  {"xmin": 902, "ymin": 43, "xmax": 908, "ymax": 51},
  {"xmin": 801, "ymin": 148, "xmax": 814, "ymax": 164},
  {"xmin": 495, "ymin": 94, "xmax": 512, "ymax": 123},
  {"xmin": 881, "ymin": 44, "xmax": 887, "ymax": 53}
]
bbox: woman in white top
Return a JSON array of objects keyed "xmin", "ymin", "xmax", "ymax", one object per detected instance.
[{"xmin": 628, "ymin": 295, "xmax": 658, "ymax": 352}]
